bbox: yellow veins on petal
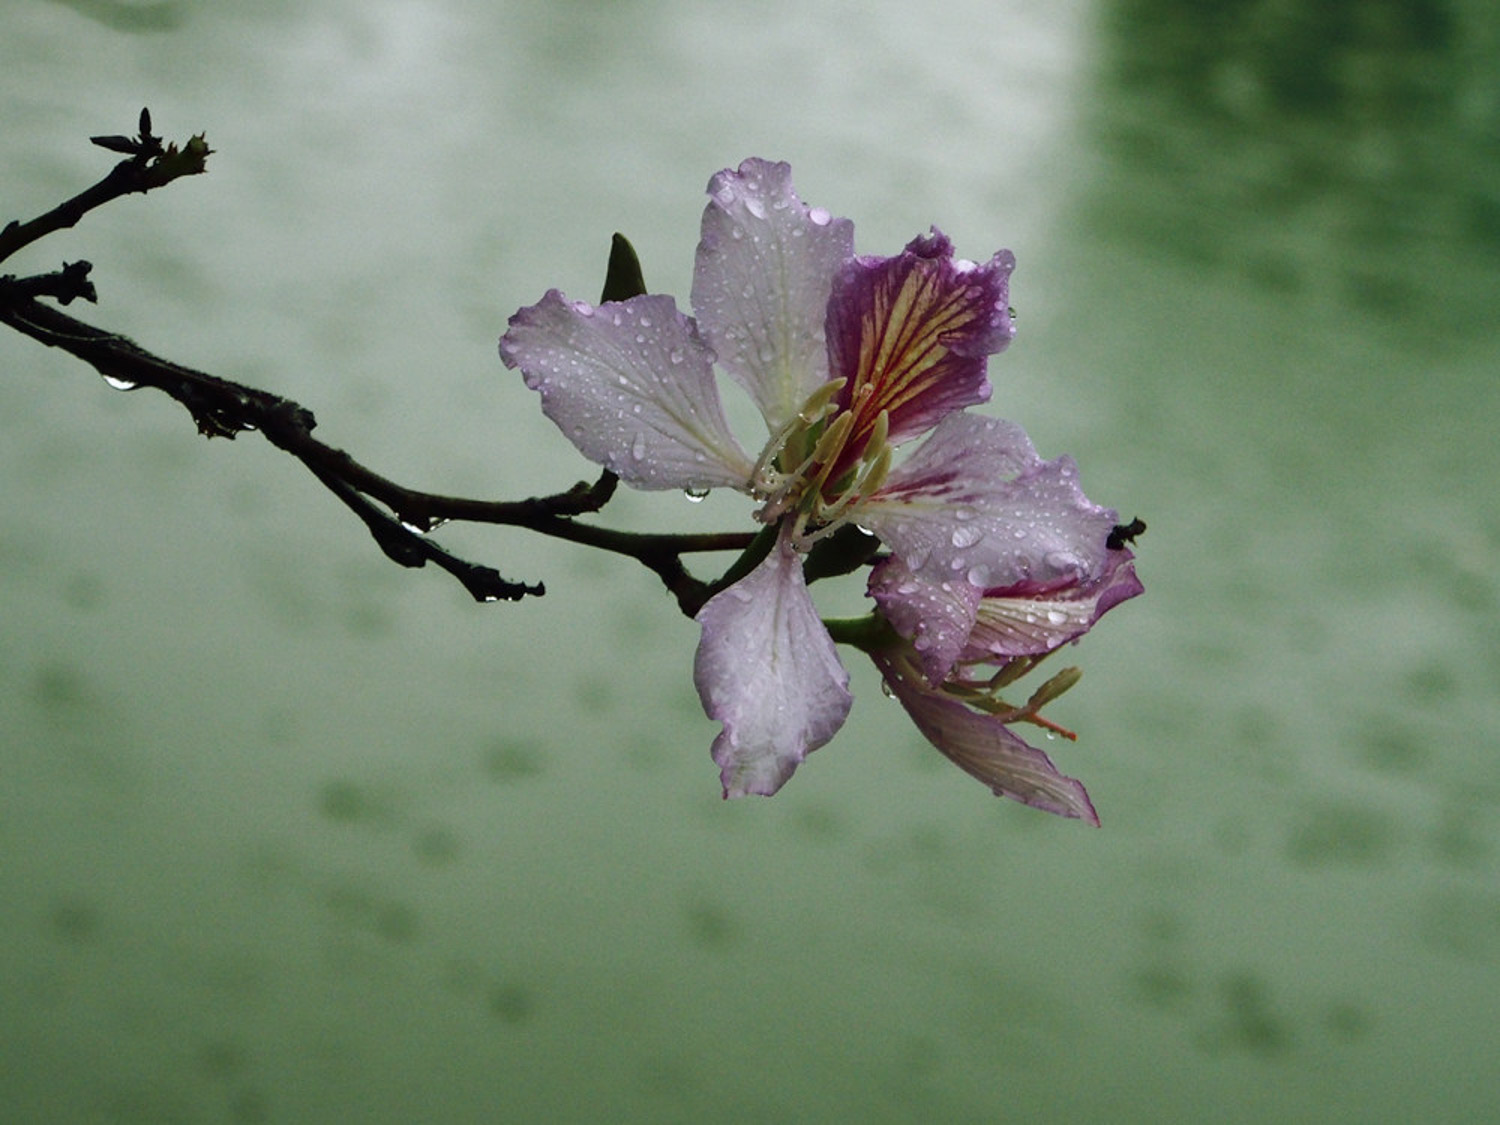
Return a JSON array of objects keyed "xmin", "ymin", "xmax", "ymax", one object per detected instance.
[{"xmin": 842, "ymin": 264, "xmax": 977, "ymax": 443}]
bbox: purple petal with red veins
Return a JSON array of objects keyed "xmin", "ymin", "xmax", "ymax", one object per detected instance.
[
  {"xmin": 693, "ymin": 529, "xmax": 852, "ymax": 797},
  {"xmin": 963, "ymin": 551, "xmax": 1145, "ymax": 660},
  {"xmin": 691, "ymin": 159, "xmax": 856, "ymax": 433},
  {"xmin": 824, "ymin": 229, "xmax": 1014, "ymax": 468},
  {"xmin": 856, "ymin": 413, "xmax": 1118, "ymax": 592},
  {"xmin": 873, "ymin": 648, "xmax": 1099, "ymax": 825},
  {"xmin": 500, "ymin": 291, "xmax": 755, "ymax": 491}
]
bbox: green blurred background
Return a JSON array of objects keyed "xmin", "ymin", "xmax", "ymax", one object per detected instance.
[{"xmin": 3, "ymin": 0, "xmax": 1497, "ymax": 1121}]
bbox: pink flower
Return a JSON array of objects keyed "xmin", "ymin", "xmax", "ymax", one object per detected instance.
[{"xmin": 500, "ymin": 159, "xmax": 1133, "ymax": 804}]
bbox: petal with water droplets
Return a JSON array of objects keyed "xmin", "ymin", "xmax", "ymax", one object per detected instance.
[
  {"xmin": 855, "ymin": 413, "xmax": 1117, "ymax": 591},
  {"xmin": 692, "ymin": 159, "xmax": 855, "ymax": 434},
  {"xmin": 500, "ymin": 290, "xmax": 754, "ymax": 491},
  {"xmin": 693, "ymin": 529, "xmax": 852, "ymax": 797},
  {"xmin": 867, "ymin": 556, "xmax": 983, "ymax": 685},
  {"xmin": 963, "ymin": 553, "xmax": 1145, "ymax": 660},
  {"xmin": 824, "ymin": 230, "xmax": 1014, "ymax": 468}
]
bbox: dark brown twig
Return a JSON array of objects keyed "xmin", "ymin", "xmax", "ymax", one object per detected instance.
[
  {"xmin": 0, "ymin": 108, "xmax": 210, "ymax": 267},
  {"xmin": 0, "ymin": 111, "xmax": 778, "ymax": 614}
]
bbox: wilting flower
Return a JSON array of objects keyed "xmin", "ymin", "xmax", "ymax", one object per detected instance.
[{"xmin": 500, "ymin": 158, "xmax": 1135, "ymax": 810}]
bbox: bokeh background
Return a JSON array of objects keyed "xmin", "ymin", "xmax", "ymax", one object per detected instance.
[{"xmin": 3, "ymin": 0, "xmax": 1498, "ymax": 1121}]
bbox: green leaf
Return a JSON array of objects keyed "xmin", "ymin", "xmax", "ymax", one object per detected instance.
[{"xmin": 600, "ymin": 232, "xmax": 647, "ymax": 303}]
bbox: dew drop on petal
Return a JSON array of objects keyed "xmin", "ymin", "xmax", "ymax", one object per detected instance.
[
  {"xmin": 966, "ymin": 565, "xmax": 992, "ymax": 587},
  {"xmin": 102, "ymin": 374, "xmax": 139, "ymax": 391},
  {"xmin": 683, "ymin": 487, "xmax": 710, "ymax": 503},
  {"xmin": 950, "ymin": 525, "xmax": 983, "ymax": 549},
  {"xmin": 631, "ymin": 433, "xmax": 647, "ymax": 460},
  {"xmin": 1044, "ymin": 550, "xmax": 1081, "ymax": 573},
  {"xmin": 809, "ymin": 207, "xmax": 831, "ymax": 226}
]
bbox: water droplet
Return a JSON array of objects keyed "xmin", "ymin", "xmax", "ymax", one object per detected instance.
[
  {"xmin": 950, "ymin": 525, "xmax": 982, "ymax": 549},
  {"xmin": 1046, "ymin": 609, "xmax": 1068, "ymax": 626},
  {"xmin": 631, "ymin": 433, "xmax": 647, "ymax": 460},
  {"xmin": 966, "ymin": 565, "xmax": 992, "ymax": 587},
  {"xmin": 1044, "ymin": 551, "xmax": 1081, "ymax": 573},
  {"xmin": 639, "ymin": 315, "xmax": 652, "ymax": 328},
  {"xmin": 808, "ymin": 207, "xmax": 831, "ymax": 226},
  {"xmin": 101, "ymin": 374, "xmax": 138, "ymax": 391},
  {"xmin": 745, "ymin": 198, "xmax": 767, "ymax": 220},
  {"xmin": 683, "ymin": 487, "xmax": 710, "ymax": 503}
]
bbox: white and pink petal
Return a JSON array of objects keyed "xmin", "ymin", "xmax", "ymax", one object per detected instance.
[
  {"xmin": 873, "ymin": 648, "xmax": 1099, "ymax": 824},
  {"xmin": 855, "ymin": 413, "xmax": 1118, "ymax": 592},
  {"xmin": 867, "ymin": 556, "xmax": 982, "ymax": 685},
  {"xmin": 962, "ymin": 552, "xmax": 1145, "ymax": 661},
  {"xmin": 500, "ymin": 290, "xmax": 754, "ymax": 491},
  {"xmin": 693, "ymin": 529, "xmax": 852, "ymax": 797},
  {"xmin": 691, "ymin": 159, "xmax": 856, "ymax": 434}
]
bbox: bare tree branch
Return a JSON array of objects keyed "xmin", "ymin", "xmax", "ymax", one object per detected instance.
[
  {"xmin": 0, "ymin": 108, "xmax": 211, "ymax": 267},
  {"xmin": 2, "ymin": 111, "xmax": 764, "ymax": 614}
]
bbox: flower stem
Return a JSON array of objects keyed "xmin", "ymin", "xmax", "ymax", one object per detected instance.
[{"xmin": 821, "ymin": 613, "xmax": 900, "ymax": 653}]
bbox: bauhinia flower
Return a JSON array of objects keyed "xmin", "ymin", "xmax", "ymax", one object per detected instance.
[{"xmin": 500, "ymin": 158, "xmax": 1139, "ymax": 814}]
